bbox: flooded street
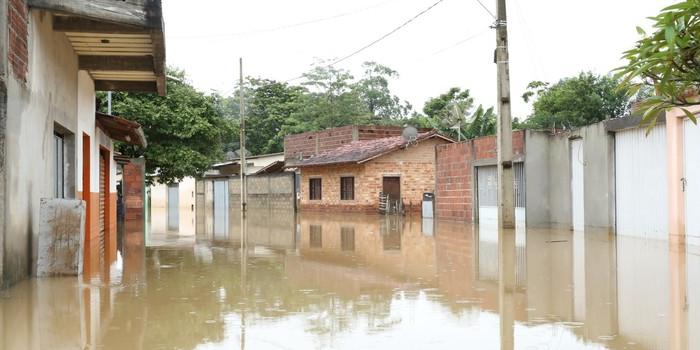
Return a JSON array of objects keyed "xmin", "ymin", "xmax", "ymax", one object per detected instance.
[{"xmin": 1, "ymin": 207, "xmax": 698, "ymax": 350}]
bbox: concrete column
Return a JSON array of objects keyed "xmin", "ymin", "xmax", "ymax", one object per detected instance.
[{"xmin": 666, "ymin": 109, "xmax": 685, "ymax": 244}]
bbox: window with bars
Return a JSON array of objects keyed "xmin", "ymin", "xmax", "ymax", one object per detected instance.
[
  {"xmin": 309, "ymin": 178, "xmax": 322, "ymax": 200},
  {"xmin": 340, "ymin": 176, "xmax": 354, "ymax": 200}
]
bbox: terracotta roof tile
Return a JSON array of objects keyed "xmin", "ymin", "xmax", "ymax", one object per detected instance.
[{"xmin": 291, "ymin": 131, "xmax": 453, "ymax": 167}]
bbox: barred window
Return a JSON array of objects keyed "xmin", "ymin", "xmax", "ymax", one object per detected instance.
[
  {"xmin": 340, "ymin": 177, "xmax": 354, "ymax": 200},
  {"xmin": 309, "ymin": 178, "xmax": 322, "ymax": 200}
]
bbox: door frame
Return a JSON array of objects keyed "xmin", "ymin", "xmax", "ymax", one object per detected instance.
[
  {"xmin": 99, "ymin": 146, "xmax": 111, "ymax": 260},
  {"xmin": 82, "ymin": 133, "xmax": 91, "ymax": 242},
  {"xmin": 570, "ymin": 137, "xmax": 585, "ymax": 231}
]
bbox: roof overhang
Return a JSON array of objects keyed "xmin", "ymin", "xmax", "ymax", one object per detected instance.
[
  {"xmin": 96, "ymin": 112, "xmax": 147, "ymax": 148},
  {"xmin": 29, "ymin": 0, "xmax": 166, "ymax": 96}
]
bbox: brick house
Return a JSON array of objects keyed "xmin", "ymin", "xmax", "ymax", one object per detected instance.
[
  {"xmin": 292, "ymin": 130, "xmax": 454, "ymax": 213},
  {"xmin": 0, "ymin": 0, "xmax": 166, "ymax": 287}
]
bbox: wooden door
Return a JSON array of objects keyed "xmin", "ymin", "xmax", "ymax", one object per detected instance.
[
  {"xmin": 382, "ymin": 177, "xmax": 400, "ymax": 201},
  {"xmin": 382, "ymin": 177, "xmax": 401, "ymax": 212}
]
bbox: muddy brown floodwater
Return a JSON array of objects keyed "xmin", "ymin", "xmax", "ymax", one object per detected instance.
[{"xmin": 1, "ymin": 207, "xmax": 698, "ymax": 349}]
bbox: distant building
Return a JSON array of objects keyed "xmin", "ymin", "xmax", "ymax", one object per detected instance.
[{"xmin": 289, "ymin": 130, "xmax": 454, "ymax": 213}]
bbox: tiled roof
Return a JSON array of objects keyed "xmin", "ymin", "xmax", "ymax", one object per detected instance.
[{"xmin": 291, "ymin": 131, "xmax": 453, "ymax": 167}]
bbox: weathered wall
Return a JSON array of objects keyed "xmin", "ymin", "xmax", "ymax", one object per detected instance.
[
  {"xmin": 283, "ymin": 125, "xmax": 417, "ymax": 165},
  {"xmin": 434, "ymin": 131, "xmax": 525, "ymax": 221},
  {"xmin": 228, "ymin": 173, "xmax": 296, "ymax": 210},
  {"xmin": 299, "ymin": 138, "xmax": 446, "ymax": 213},
  {"xmin": 0, "ymin": 0, "xmax": 7, "ymax": 286},
  {"xmin": 525, "ymin": 123, "xmax": 615, "ymax": 230}
]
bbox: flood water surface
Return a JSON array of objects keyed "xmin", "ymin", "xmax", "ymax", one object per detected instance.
[{"xmin": 1, "ymin": 208, "xmax": 698, "ymax": 349}]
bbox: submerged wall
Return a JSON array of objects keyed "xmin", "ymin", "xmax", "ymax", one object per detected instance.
[{"xmin": 525, "ymin": 123, "xmax": 615, "ymax": 231}]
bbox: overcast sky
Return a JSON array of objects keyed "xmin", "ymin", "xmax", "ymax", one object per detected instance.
[{"xmin": 163, "ymin": 0, "xmax": 673, "ymax": 119}]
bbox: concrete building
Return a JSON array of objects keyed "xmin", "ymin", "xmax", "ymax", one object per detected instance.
[
  {"xmin": 291, "ymin": 130, "xmax": 453, "ymax": 213},
  {"xmin": 0, "ymin": 0, "xmax": 166, "ymax": 287}
]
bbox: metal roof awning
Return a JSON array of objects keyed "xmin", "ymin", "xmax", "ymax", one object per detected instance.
[
  {"xmin": 96, "ymin": 112, "xmax": 147, "ymax": 148},
  {"xmin": 29, "ymin": 0, "xmax": 167, "ymax": 96}
]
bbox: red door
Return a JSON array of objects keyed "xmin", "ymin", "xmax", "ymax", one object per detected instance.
[{"xmin": 382, "ymin": 177, "xmax": 401, "ymax": 212}]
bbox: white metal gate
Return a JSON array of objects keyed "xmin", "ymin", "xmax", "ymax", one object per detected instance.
[
  {"xmin": 571, "ymin": 139, "xmax": 585, "ymax": 231},
  {"xmin": 476, "ymin": 164, "xmax": 526, "ymax": 225},
  {"xmin": 684, "ymin": 119, "xmax": 700, "ymax": 246},
  {"xmin": 615, "ymin": 125, "xmax": 668, "ymax": 240},
  {"xmin": 167, "ymin": 184, "xmax": 179, "ymax": 231},
  {"xmin": 213, "ymin": 180, "xmax": 229, "ymax": 239}
]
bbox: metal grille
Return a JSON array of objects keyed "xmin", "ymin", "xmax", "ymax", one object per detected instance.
[{"xmin": 477, "ymin": 164, "xmax": 526, "ymax": 208}]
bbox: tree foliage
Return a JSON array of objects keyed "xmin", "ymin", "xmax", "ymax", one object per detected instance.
[
  {"xmin": 615, "ymin": 0, "xmax": 700, "ymax": 126},
  {"xmin": 521, "ymin": 72, "xmax": 630, "ymax": 129},
  {"xmin": 98, "ymin": 69, "xmax": 234, "ymax": 185},
  {"xmin": 419, "ymin": 87, "xmax": 496, "ymax": 139}
]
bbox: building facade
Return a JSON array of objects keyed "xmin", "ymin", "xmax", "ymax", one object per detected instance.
[
  {"xmin": 0, "ymin": 0, "xmax": 166, "ymax": 287},
  {"xmin": 292, "ymin": 131, "xmax": 453, "ymax": 213}
]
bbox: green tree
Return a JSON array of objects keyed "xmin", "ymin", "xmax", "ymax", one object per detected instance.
[
  {"xmin": 298, "ymin": 62, "xmax": 372, "ymax": 129},
  {"xmin": 245, "ymin": 78, "xmax": 307, "ymax": 154},
  {"xmin": 421, "ymin": 87, "xmax": 497, "ymax": 139},
  {"xmin": 99, "ymin": 69, "xmax": 234, "ymax": 184},
  {"xmin": 522, "ymin": 72, "xmax": 630, "ymax": 129},
  {"xmin": 615, "ymin": 0, "xmax": 700, "ymax": 125},
  {"xmin": 354, "ymin": 62, "xmax": 412, "ymax": 119}
]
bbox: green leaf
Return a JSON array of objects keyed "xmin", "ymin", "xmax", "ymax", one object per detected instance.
[
  {"xmin": 636, "ymin": 26, "xmax": 647, "ymax": 35},
  {"xmin": 682, "ymin": 107, "xmax": 698, "ymax": 124}
]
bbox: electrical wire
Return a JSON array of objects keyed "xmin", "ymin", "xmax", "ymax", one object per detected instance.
[
  {"xmin": 173, "ymin": 0, "xmax": 396, "ymax": 40},
  {"xmin": 430, "ymin": 28, "xmax": 490, "ymax": 56},
  {"xmin": 473, "ymin": 0, "xmax": 496, "ymax": 19},
  {"xmin": 286, "ymin": 0, "xmax": 448, "ymax": 82}
]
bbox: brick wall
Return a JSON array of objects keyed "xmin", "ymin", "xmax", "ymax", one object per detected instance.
[
  {"xmin": 123, "ymin": 160, "xmax": 145, "ymax": 221},
  {"xmin": 299, "ymin": 138, "xmax": 445, "ymax": 213},
  {"xmin": 435, "ymin": 130, "xmax": 525, "ymax": 221},
  {"xmin": 284, "ymin": 125, "xmax": 427, "ymax": 164},
  {"xmin": 8, "ymin": 0, "xmax": 28, "ymax": 81}
]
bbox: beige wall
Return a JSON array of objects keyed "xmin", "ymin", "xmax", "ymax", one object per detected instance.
[
  {"xmin": 150, "ymin": 177, "xmax": 196, "ymax": 209},
  {"xmin": 2, "ymin": 10, "xmax": 116, "ymax": 285}
]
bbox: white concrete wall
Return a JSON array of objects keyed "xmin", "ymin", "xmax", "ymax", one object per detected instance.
[
  {"xmin": 615, "ymin": 125, "xmax": 669, "ymax": 240},
  {"xmin": 150, "ymin": 177, "xmax": 196, "ymax": 209},
  {"xmin": 2, "ymin": 10, "xmax": 115, "ymax": 283}
]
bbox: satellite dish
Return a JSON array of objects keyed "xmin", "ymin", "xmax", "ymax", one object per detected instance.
[{"xmin": 402, "ymin": 126, "xmax": 418, "ymax": 141}]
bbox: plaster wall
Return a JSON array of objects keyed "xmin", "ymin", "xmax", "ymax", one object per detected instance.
[
  {"xmin": 2, "ymin": 11, "xmax": 115, "ymax": 285},
  {"xmin": 525, "ymin": 123, "xmax": 615, "ymax": 231},
  {"xmin": 0, "ymin": 0, "xmax": 8, "ymax": 287},
  {"xmin": 150, "ymin": 177, "xmax": 196, "ymax": 209}
]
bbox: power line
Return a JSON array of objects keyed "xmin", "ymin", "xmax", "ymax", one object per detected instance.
[
  {"xmin": 173, "ymin": 0, "xmax": 396, "ymax": 40},
  {"xmin": 430, "ymin": 28, "xmax": 490, "ymax": 56},
  {"xmin": 286, "ymin": 0, "xmax": 448, "ymax": 82},
  {"xmin": 474, "ymin": 0, "xmax": 496, "ymax": 19}
]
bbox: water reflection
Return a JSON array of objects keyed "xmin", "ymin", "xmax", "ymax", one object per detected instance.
[{"xmin": 0, "ymin": 206, "xmax": 697, "ymax": 350}]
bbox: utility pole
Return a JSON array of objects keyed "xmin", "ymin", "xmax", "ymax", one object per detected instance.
[
  {"xmin": 495, "ymin": 0, "xmax": 515, "ymax": 349},
  {"xmin": 239, "ymin": 58, "xmax": 247, "ymax": 212},
  {"xmin": 495, "ymin": 0, "xmax": 515, "ymax": 229}
]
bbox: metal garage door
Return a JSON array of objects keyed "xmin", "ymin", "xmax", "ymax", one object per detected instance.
[
  {"xmin": 571, "ymin": 139, "xmax": 585, "ymax": 231},
  {"xmin": 213, "ymin": 180, "xmax": 229, "ymax": 239},
  {"xmin": 167, "ymin": 183, "xmax": 179, "ymax": 231},
  {"xmin": 615, "ymin": 125, "xmax": 668, "ymax": 239},
  {"xmin": 477, "ymin": 164, "xmax": 526, "ymax": 225},
  {"xmin": 685, "ymin": 119, "xmax": 700, "ymax": 246}
]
